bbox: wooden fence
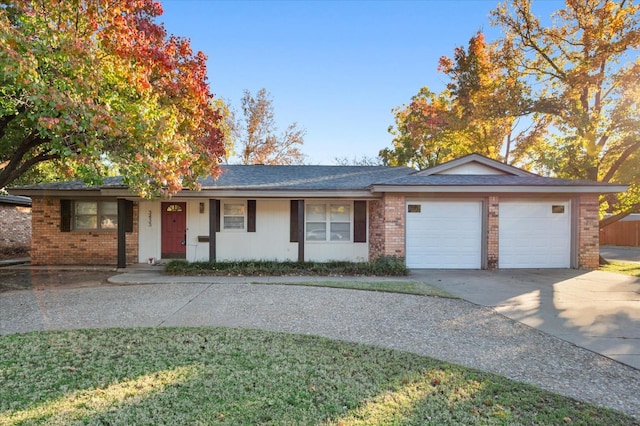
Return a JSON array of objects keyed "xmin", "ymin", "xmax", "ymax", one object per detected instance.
[{"xmin": 600, "ymin": 220, "xmax": 640, "ymax": 246}]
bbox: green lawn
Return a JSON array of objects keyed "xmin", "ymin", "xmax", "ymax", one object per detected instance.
[
  {"xmin": 1, "ymin": 328, "xmax": 636, "ymax": 425},
  {"xmin": 600, "ymin": 260, "xmax": 640, "ymax": 277}
]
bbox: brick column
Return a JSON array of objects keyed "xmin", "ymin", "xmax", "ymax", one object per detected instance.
[
  {"xmin": 383, "ymin": 194, "xmax": 405, "ymax": 257},
  {"xmin": 368, "ymin": 200, "xmax": 385, "ymax": 259},
  {"xmin": 487, "ymin": 196, "xmax": 499, "ymax": 270},
  {"xmin": 578, "ymin": 194, "xmax": 600, "ymax": 269},
  {"xmin": 368, "ymin": 195, "xmax": 406, "ymax": 259}
]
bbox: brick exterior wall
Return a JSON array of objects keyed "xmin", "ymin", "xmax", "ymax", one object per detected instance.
[
  {"xmin": 368, "ymin": 199, "xmax": 385, "ymax": 259},
  {"xmin": 370, "ymin": 194, "xmax": 600, "ymax": 270},
  {"xmin": 486, "ymin": 196, "xmax": 499, "ymax": 270},
  {"xmin": 577, "ymin": 194, "xmax": 600, "ymax": 269},
  {"xmin": 31, "ymin": 197, "xmax": 138, "ymax": 266},
  {"xmin": 0, "ymin": 203, "xmax": 31, "ymax": 250},
  {"xmin": 368, "ymin": 194, "xmax": 405, "ymax": 259}
]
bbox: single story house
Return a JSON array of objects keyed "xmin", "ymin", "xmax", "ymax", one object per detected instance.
[{"xmin": 9, "ymin": 154, "xmax": 627, "ymax": 269}]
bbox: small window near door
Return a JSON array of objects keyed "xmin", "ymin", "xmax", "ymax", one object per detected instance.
[
  {"xmin": 552, "ymin": 205, "xmax": 565, "ymax": 214},
  {"xmin": 408, "ymin": 204, "xmax": 421, "ymax": 213},
  {"xmin": 166, "ymin": 204, "xmax": 183, "ymax": 212},
  {"xmin": 223, "ymin": 203, "xmax": 246, "ymax": 230}
]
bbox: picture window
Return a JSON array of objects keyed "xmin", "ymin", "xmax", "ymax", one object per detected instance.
[
  {"xmin": 306, "ymin": 202, "xmax": 351, "ymax": 242},
  {"xmin": 74, "ymin": 201, "xmax": 117, "ymax": 230}
]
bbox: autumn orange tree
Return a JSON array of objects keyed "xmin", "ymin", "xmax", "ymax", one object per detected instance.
[
  {"xmin": 493, "ymin": 0, "xmax": 640, "ymax": 224},
  {"xmin": 0, "ymin": 0, "xmax": 227, "ymax": 197},
  {"xmin": 383, "ymin": 0, "xmax": 640, "ymax": 222},
  {"xmin": 381, "ymin": 32, "xmax": 523, "ymax": 168},
  {"xmin": 235, "ymin": 88, "xmax": 305, "ymax": 165}
]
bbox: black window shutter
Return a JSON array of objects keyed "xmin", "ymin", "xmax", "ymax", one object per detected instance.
[
  {"xmin": 247, "ymin": 200, "xmax": 256, "ymax": 232},
  {"xmin": 215, "ymin": 199, "xmax": 221, "ymax": 232},
  {"xmin": 60, "ymin": 199, "xmax": 72, "ymax": 232},
  {"xmin": 290, "ymin": 200, "xmax": 298, "ymax": 242},
  {"xmin": 125, "ymin": 200, "xmax": 134, "ymax": 232},
  {"xmin": 354, "ymin": 201, "xmax": 367, "ymax": 243}
]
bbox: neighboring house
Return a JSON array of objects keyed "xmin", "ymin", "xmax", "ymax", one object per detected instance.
[
  {"xmin": 600, "ymin": 214, "xmax": 640, "ymax": 247},
  {"xmin": 0, "ymin": 195, "xmax": 32, "ymax": 253},
  {"xmin": 8, "ymin": 154, "xmax": 626, "ymax": 269}
]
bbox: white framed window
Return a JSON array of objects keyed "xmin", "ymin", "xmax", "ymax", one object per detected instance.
[
  {"xmin": 305, "ymin": 202, "xmax": 351, "ymax": 242},
  {"xmin": 223, "ymin": 202, "xmax": 246, "ymax": 230},
  {"xmin": 74, "ymin": 201, "xmax": 117, "ymax": 230}
]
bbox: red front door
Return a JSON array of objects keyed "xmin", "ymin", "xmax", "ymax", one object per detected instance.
[{"xmin": 161, "ymin": 202, "xmax": 187, "ymax": 259}]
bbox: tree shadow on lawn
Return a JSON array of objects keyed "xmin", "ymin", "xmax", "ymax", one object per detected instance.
[{"xmin": 0, "ymin": 327, "xmax": 636, "ymax": 425}]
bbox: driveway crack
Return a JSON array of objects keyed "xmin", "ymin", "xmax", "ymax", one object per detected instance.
[{"xmin": 158, "ymin": 283, "xmax": 213, "ymax": 326}]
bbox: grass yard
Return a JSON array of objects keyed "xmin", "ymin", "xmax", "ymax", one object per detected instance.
[
  {"xmin": 600, "ymin": 260, "xmax": 640, "ymax": 277},
  {"xmin": 1, "ymin": 328, "xmax": 636, "ymax": 425}
]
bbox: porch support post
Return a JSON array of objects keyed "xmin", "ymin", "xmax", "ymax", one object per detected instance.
[
  {"xmin": 117, "ymin": 198, "xmax": 127, "ymax": 268},
  {"xmin": 297, "ymin": 200, "xmax": 304, "ymax": 262},
  {"xmin": 209, "ymin": 199, "xmax": 219, "ymax": 262}
]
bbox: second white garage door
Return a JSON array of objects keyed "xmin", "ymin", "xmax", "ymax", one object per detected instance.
[
  {"xmin": 406, "ymin": 201, "xmax": 482, "ymax": 269},
  {"xmin": 499, "ymin": 201, "xmax": 571, "ymax": 268}
]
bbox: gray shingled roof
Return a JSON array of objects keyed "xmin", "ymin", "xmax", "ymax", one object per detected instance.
[
  {"xmin": 10, "ymin": 166, "xmax": 415, "ymax": 192},
  {"xmin": 198, "ymin": 165, "xmax": 414, "ymax": 190},
  {"xmin": 8, "ymin": 163, "xmax": 619, "ymax": 194},
  {"xmin": 0, "ymin": 194, "xmax": 31, "ymax": 206},
  {"xmin": 11, "ymin": 176, "xmax": 126, "ymax": 191},
  {"xmin": 374, "ymin": 174, "xmax": 617, "ymax": 187}
]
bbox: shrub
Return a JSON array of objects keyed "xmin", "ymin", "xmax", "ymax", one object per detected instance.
[{"xmin": 165, "ymin": 256, "xmax": 408, "ymax": 276}]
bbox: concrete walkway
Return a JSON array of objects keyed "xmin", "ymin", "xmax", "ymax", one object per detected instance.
[
  {"xmin": 0, "ymin": 269, "xmax": 639, "ymax": 418},
  {"xmin": 411, "ymin": 269, "xmax": 640, "ymax": 370}
]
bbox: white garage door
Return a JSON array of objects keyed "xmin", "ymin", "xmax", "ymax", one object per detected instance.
[
  {"xmin": 406, "ymin": 201, "xmax": 482, "ymax": 269},
  {"xmin": 499, "ymin": 201, "xmax": 571, "ymax": 268}
]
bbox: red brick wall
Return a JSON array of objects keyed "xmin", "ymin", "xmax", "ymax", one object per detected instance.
[
  {"xmin": 486, "ymin": 196, "xmax": 499, "ymax": 270},
  {"xmin": 368, "ymin": 199, "xmax": 385, "ymax": 259},
  {"xmin": 0, "ymin": 204, "xmax": 31, "ymax": 250},
  {"xmin": 577, "ymin": 194, "xmax": 600, "ymax": 269},
  {"xmin": 31, "ymin": 198, "xmax": 138, "ymax": 266},
  {"xmin": 368, "ymin": 195, "xmax": 405, "ymax": 259}
]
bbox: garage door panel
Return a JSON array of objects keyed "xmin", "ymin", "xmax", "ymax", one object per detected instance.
[
  {"xmin": 406, "ymin": 201, "xmax": 482, "ymax": 269},
  {"xmin": 499, "ymin": 201, "xmax": 570, "ymax": 268}
]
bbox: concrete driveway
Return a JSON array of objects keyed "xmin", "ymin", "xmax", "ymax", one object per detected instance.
[
  {"xmin": 411, "ymin": 269, "xmax": 640, "ymax": 370},
  {"xmin": 601, "ymin": 245, "xmax": 640, "ymax": 263}
]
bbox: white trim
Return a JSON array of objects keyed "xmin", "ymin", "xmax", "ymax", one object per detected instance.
[
  {"xmin": 370, "ymin": 185, "xmax": 628, "ymax": 194},
  {"xmin": 99, "ymin": 189, "xmax": 379, "ymax": 199},
  {"xmin": 415, "ymin": 154, "xmax": 535, "ymax": 177}
]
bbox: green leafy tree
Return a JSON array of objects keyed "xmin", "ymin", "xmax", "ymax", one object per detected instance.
[
  {"xmin": 0, "ymin": 0, "xmax": 228, "ymax": 197},
  {"xmin": 383, "ymin": 1, "xmax": 640, "ymax": 223},
  {"xmin": 492, "ymin": 0, "xmax": 640, "ymax": 224}
]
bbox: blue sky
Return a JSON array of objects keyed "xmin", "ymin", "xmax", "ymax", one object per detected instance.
[{"xmin": 160, "ymin": 0, "xmax": 561, "ymax": 164}]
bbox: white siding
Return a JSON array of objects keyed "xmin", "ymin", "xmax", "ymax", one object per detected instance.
[
  {"xmin": 139, "ymin": 198, "xmax": 368, "ymax": 263},
  {"xmin": 437, "ymin": 163, "xmax": 507, "ymax": 175},
  {"xmin": 138, "ymin": 200, "xmax": 162, "ymax": 263},
  {"xmin": 215, "ymin": 199, "xmax": 298, "ymax": 262}
]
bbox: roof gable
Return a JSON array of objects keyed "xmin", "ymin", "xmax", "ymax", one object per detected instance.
[{"xmin": 415, "ymin": 153, "xmax": 535, "ymax": 177}]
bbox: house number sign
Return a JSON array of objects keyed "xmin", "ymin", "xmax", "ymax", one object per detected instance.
[{"xmin": 148, "ymin": 210, "xmax": 152, "ymax": 227}]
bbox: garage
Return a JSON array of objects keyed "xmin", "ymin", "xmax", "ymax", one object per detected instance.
[
  {"xmin": 406, "ymin": 200, "xmax": 482, "ymax": 269},
  {"xmin": 499, "ymin": 200, "xmax": 571, "ymax": 268}
]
